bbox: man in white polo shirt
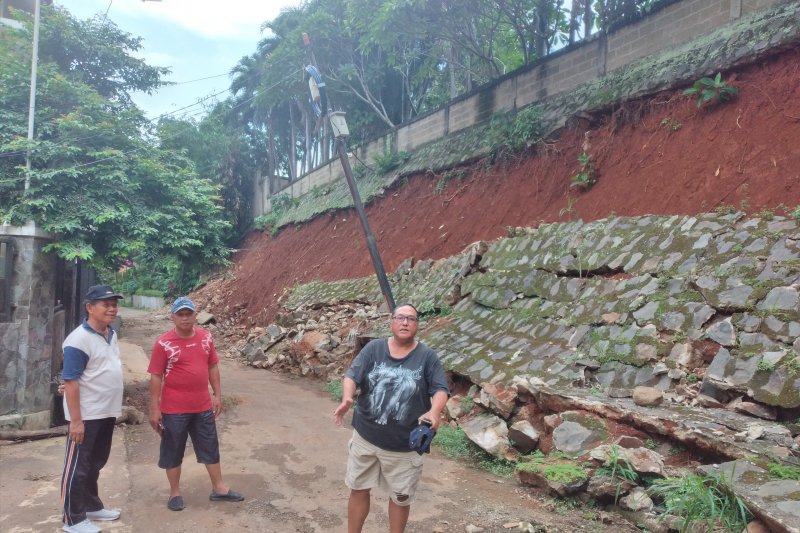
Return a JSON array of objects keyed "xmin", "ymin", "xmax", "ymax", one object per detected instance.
[{"xmin": 60, "ymin": 284, "xmax": 124, "ymax": 533}]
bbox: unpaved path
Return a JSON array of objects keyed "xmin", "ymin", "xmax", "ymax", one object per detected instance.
[{"xmin": 1, "ymin": 307, "xmax": 640, "ymax": 532}]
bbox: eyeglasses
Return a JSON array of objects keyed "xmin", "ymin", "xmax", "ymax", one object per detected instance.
[{"xmin": 391, "ymin": 314, "xmax": 419, "ymax": 323}]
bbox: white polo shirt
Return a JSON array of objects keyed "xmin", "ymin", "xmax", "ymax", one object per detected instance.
[{"xmin": 61, "ymin": 322, "xmax": 123, "ymax": 421}]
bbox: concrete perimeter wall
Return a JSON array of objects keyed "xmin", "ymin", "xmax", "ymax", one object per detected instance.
[{"xmin": 255, "ymin": 0, "xmax": 788, "ymax": 217}]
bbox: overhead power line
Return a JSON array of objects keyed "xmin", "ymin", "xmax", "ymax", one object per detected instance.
[
  {"xmin": 4, "ymin": 68, "xmax": 304, "ymax": 178},
  {"xmin": 0, "ymin": 65, "xmax": 302, "ymax": 163}
]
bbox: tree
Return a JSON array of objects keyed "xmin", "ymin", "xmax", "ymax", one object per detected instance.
[
  {"xmin": 0, "ymin": 6, "xmax": 230, "ymax": 280},
  {"xmin": 37, "ymin": 5, "xmax": 170, "ymax": 104}
]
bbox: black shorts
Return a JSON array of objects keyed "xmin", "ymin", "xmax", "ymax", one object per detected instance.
[{"xmin": 158, "ymin": 409, "xmax": 220, "ymax": 469}]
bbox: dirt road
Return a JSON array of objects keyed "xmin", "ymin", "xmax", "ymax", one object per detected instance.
[{"xmin": 1, "ymin": 308, "xmax": 639, "ymax": 532}]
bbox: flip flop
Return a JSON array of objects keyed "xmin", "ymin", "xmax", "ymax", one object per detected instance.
[
  {"xmin": 209, "ymin": 490, "xmax": 244, "ymax": 502},
  {"xmin": 167, "ymin": 495, "xmax": 184, "ymax": 511}
]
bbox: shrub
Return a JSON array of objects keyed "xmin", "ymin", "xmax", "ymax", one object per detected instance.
[
  {"xmin": 649, "ymin": 471, "xmax": 751, "ymax": 532},
  {"xmin": 373, "ymin": 150, "xmax": 410, "ymax": 174},
  {"xmin": 486, "ymin": 106, "xmax": 545, "ymax": 157},
  {"xmin": 683, "ymin": 72, "xmax": 738, "ymax": 108},
  {"xmin": 570, "ymin": 152, "xmax": 596, "ymax": 190},
  {"xmin": 270, "ymin": 192, "xmax": 296, "ymax": 213}
]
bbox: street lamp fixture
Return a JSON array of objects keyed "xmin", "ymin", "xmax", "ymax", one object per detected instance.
[{"xmin": 328, "ymin": 111, "xmax": 349, "ymax": 139}]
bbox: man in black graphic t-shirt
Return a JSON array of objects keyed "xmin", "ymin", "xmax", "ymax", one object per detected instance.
[{"xmin": 333, "ymin": 304, "xmax": 449, "ymax": 533}]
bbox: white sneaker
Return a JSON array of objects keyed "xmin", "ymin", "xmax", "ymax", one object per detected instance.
[
  {"xmin": 62, "ymin": 519, "xmax": 101, "ymax": 533},
  {"xmin": 86, "ymin": 508, "xmax": 121, "ymax": 521}
]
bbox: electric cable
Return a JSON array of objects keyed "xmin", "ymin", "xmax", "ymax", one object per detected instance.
[{"xmin": 10, "ymin": 67, "xmax": 304, "ymax": 178}]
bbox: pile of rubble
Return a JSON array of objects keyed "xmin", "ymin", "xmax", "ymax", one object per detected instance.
[{"xmin": 218, "ymin": 300, "xmax": 800, "ymax": 531}]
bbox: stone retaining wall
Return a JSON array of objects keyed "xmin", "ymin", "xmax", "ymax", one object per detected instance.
[{"xmin": 286, "ymin": 212, "xmax": 800, "ymax": 412}]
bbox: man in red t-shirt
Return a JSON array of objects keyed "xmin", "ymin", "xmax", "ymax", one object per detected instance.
[{"xmin": 148, "ymin": 297, "xmax": 244, "ymax": 511}]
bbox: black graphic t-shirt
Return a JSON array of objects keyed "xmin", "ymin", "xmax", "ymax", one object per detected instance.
[{"xmin": 346, "ymin": 338, "xmax": 450, "ymax": 452}]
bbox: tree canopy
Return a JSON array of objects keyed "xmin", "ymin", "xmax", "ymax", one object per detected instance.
[
  {"xmin": 211, "ymin": 0, "xmax": 670, "ymax": 188},
  {"xmin": 0, "ymin": 6, "xmax": 230, "ymax": 290}
]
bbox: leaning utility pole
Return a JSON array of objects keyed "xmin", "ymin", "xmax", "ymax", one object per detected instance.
[{"xmin": 302, "ymin": 33, "xmax": 396, "ymax": 312}]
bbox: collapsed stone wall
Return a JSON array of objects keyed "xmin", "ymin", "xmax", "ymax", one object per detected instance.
[
  {"xmin": 234, "ymin": 212, "xmax": 800, "ymax": 531},
  {"xmin": 283, "ymin": 212, "xmax": 799, "ymax": 415}
]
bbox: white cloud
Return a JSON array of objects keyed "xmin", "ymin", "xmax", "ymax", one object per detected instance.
[
  {"xmin": 110, "ymin": 0, "xmax": 293, "ymax": 40},
  {"xmin": 136, "ymin": 50, "xmax": 179, "ymax": 69}
]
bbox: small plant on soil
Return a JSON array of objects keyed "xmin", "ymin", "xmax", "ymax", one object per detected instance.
[
  {"xmin": 757, "ymin": 360, "xmax": 774, "ymax": 372},
  {"xmin": 459, "ymin": 395, "xmax": 475, "ymax": 413},
  {"xmin": 478, "ymin": 456, "xmax": 516, "ymax": 477},
  {"xmin": 757, "ymin": 208, "xmax": 775, "ymax": 221},
  {"xmin": 434, "ymin": 168, "xmax": 466, "ymax": 195},
  {"xmin": 714, "ymin": 203, "xmax": 737, "ymax": 215},
  {"xmin": 486, "ymin": 106, "xmax": 545, "ymax": 158},
  {"xmin": 373, "ymin": 150, "xmax": 410, "ymax": 174},
  {"xmin": 596, "ymin": 444, "xmax": 639, "ymax": 503},
  {"xmin": 545, "ymin": 462, "xmax": 588, "ymax": 484},
  {"xmin": 660, "ymin": 116, "xmax": 682, "ymax": 131},
  {"xmin": 551, "ymin": 497, "xmax": 580, "ymax": 515},
  {"xmin": 668, "ymin": 445, "xmax": 684, "ymax": 456},
  {"xmin": 570, "ymin": 152, "xmax": 596, "ymax": 190},
  {"xmin": 433, "ymin": 425, "xmax": 473, "ymax": 459},
  {"xmin": 649, "ymin": 470, "xmax": 751, "ymax": 532},
  {"xmin": 324, "ymin": 380, "xmax": 343, "ymax": 401},
  {"xmin": 646, "ymin": 439, "xmax": 658, "ymax": 449},
  {"xmin": 683, "ymin": 72, "xmax": 738, "ymax": 108},
  {"xmin": 559, "ymin": 196, "xmax": 577, "ymax": 220},
  {"xmin": 791, "ymin": 205, "xmax": 800, "ymax": 220},
  {"xmin": 435, "ymin": 426, "xmax": 516, "ymax": 476}
]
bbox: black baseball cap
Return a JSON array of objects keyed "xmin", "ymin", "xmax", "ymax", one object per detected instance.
[{"xmin": 85, "ymin": 284, "xmax": 123, "ymax": 301}]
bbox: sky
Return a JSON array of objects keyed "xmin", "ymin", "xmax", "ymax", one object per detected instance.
[{"xmin": 55, "ymin": 0, "xmax": 303, "ymax": 121}]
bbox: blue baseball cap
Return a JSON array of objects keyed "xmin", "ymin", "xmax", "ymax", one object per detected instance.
[
  {"xmin": 409, "ymin": 423, "xmax": 436, "ymax": 455},
  {"xmin": 171, "ymin": 296, "xmax": 196, "ymax": 314}
]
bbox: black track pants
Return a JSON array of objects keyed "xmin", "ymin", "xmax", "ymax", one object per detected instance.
[{"xmin": 60, "ymin": 418, "xmax": 115, "ymax": 526}]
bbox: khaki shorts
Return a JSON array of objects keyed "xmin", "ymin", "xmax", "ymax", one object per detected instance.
[{"xmin": 345, "ymin": 430, "xmax": 424, "ymax": 506}]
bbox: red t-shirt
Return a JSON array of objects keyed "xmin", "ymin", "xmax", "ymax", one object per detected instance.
[{"xmin": 148, "ymin": 327, "xmax": 219, "ymax": 414}]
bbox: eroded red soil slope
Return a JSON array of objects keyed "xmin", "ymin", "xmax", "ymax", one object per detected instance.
[{"xmin": 194, "ymin": 47, "xmax": 800, "ymax": 327}]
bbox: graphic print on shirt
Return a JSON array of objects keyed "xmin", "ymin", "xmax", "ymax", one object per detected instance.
[
  {"xmin": 201, "ymin": 334, "xmax": 213, "ymax": 355},
  {"xmin": 366, "ymin": 362, "xmax": 421, "ymax": 425},
  {"xmin": 158, "ymin": 340, "xmax": 180, "ymax": 378}
]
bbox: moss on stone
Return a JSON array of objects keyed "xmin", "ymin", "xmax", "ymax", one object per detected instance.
[{"xmin": 542, "ymin": 462, "xmax": 589, "ymax": 484}]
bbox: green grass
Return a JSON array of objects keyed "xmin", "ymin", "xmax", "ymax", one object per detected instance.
[
  {"xmin": 433, "ymin": 425, "xmax": 514, "ymax": 477},
  {"xmin": 595, "ymin": 444, "xmax": 638, "ymax": 503},
  {"xmin": 649, "ymin": 472, "xmax": 751, "ymax": 532},
  {"xmin": 767, "ymin": 463, "xmax": 800, "ymax": 480},
  {"xmin": 478, "ymin": 457, "xmax": 516, "ymax": 477},
  {"xmin": 433, "ymin": 425, "xmax": 473, "ymax": 459},
  {"xmin": 541, "ymin": 462, "xmax": 588, "ymax": 484},
  {"xmin": 324, "ymin": 380, "xmax": 343, "ymax": 402}
]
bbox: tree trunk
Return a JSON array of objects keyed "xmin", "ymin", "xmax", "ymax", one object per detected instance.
[{"xmin": 0, "ymin": 426, "xmax": 68, "ymax": 441}]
